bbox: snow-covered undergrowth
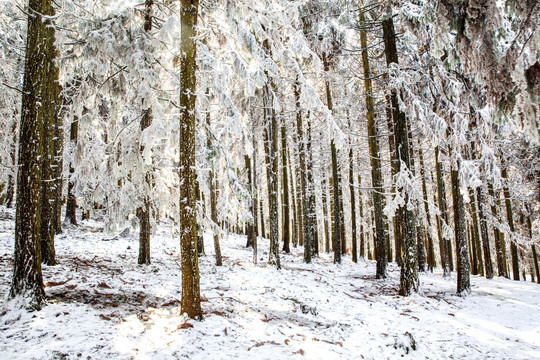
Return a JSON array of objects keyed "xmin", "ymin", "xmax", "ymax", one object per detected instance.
[{"xmin": 1, "ymin": 206, "xmax": 539, "ymax": 359}]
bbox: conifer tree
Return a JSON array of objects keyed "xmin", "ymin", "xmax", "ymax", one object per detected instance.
[{"xmin": 179, "ymin": 0, "xmax": 202, "ymax": 319}]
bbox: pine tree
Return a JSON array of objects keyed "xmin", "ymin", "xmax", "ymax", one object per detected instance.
[
  {"xmin": 360, "ymin": 3, "xmax": 386, "ymax": 277},
  {"xmin": 451, "ymin": 160, "xmax": 471, "ymax": 295},
  {"xmin": 381, "ymin": 15, "xmax": 419, "ymax": 295},
  {"xmin": 10, "ymin": 0, "xmax": 59, "ymax": 308},
  {"xmin": 136, "ymin": 0, "xmax": 155, "ymax": 265},
  {"xmin": 179, "ymin": 0, "xmax": 202, "ymax": 320}
]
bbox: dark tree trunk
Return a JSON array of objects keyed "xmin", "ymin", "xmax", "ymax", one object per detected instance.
[
  {"xmin": 451, "ymin": 161, "xmax": 471, "ymax": 295},
  {"xmin": 179, "ymin": 0, "xmax": 202, "ymax": 320},
  {"xmin": 281, "ymin": 118, "xmax": 291, "ymax": 253},
  {"xmin": 476, "ymin": 185, "xmax": 493, "ymax": 279},
  {"xmin": 488, "ymin": 185, "xmax": 508, "ymax": 277},
  {"xmin": 208, "ymin": 111, "xmax": 222, "ymax": 266},
  {"xmin": 525, "ymin": 213, "xmax": 540, "ymax": 284},
  {"xmin": 137, "ymin": 1, "xmax": 155, "ymax": 265},
  {"xmin": 246, "ymin": 155, "xmax": 255, "ymax": 249},
  {"xmin": 53, "ymin": 95, "xmax": 64, "ymax": 235},
  {"xmin": 322, "ymin": 53, "xmax": 341, "ymax": 264},
  {"xmin": 39, "ymin": 13, "xmax": 61, "ymax": 266},
  {"xmin": 10, "ymin": 0, "xmax": 61, "ymax": 308},
  {"xmin": 502, "ymin": 167, "xmax": 519, "ymax": 280},
  {"xmin": 419, "ymin": 146, "xmax": 436, "ymax": 271},
  {"xmin": 65, "ymin": 112, "xmax": 79, "ymax": 226},
  {"xmin": 358, "ymin": 175, "xmax": 366, "ymax": 259},
  {"xmin": 261, "ymin": 38, "xmax": 280, "ymax": 269},
  {"xmin": 470, "ymin": 190, "xmax": 484, "ymax": 276},
  {"xmin": 381, "ymin": 15, "xmax": 418, "ymax": 294},
  {"xmin": 349, "ymin": 142, "xmax": 358, "ymax": 263},
  {"xmin": 360, "ymin": 9, "xmax": 386, "ymax": 277},
  {"xmin": 435, "ymin": 146, "xmax": 452, "ymax": 276},
  {"xmin": 306, "ymin": 118, "xmax": 318, "ymax": 257}
]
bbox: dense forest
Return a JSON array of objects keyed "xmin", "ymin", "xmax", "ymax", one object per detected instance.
[{"xmin": 0, "ymin": 0, "xmax": 539, "ymax": 358}]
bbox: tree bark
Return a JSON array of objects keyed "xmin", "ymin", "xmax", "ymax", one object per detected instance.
[
  {"xmin": 322, "ymin": 52, "xmax": 341, "ymax": 264},
  {"xmin": 502, "ymin": 167, "xmax": 520, "ymax": 280},
  {"xmin": 419, "ymin": 146, "xmax": 436, "ymax": 271},
  {"xmin": 435, "ymin": 146, "xmax": 452, "ymax": 276},
  {"xmin": 488, "ymin": 184, "xmax": 508, "ymax": 277},
  {"xmin": 281, "ymin": 117, "xmax": 291, "ymax": 253},
  {"xmin": 136, "ymin": 0, "xmax": 155, "ymax": 265},
  {"xmin": 10, "ymin": 0, "xmax": 60, "ymax": 308},
  {"xmin": 179, "ymin": 0, "xmax": 202, "ymax": 319},
  {"xmin": 65, "ymin": 110, "xmax": 79, "ymax": 226},
  {"xmin": 349, "ymin": 125, "xmax": 358, "ymax": 263},
  {"xmin": 39, "ymin": 10, "xmax": 61, "ymax": 266},
  {"xmin": 451, "ymin": 161, "xmax": 471, "ymax": 295},
  {"xmin": 360, "ymin": 6, "xmax": 386, "ymax": 277}
]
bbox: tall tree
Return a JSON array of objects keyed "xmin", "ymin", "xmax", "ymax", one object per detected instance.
[
  {"xmin": 324, "ymin": 51, "xmax": 342, "ymax": 265},
  {"xmin": 137, "ymin": 0, "xmax": 155, "ymax": 265},
  {"xmin": 39, "ymin": 2, "xmax": 61, "ymax": 266},
  {"xmin": 295, "ymin": 80, "xmax": 311, "ymax": 263},
  {"xmin": 10, "ymin": 0, "xmax": 60, "ymax": 308},
  {"xmin": 489, "ymin": 184, "xmax": 508, "ymax": 277},
  {"xmin": 360, "ymin": 3, "xmax": 386, "ymax": 277},
  {"xmin": 435, "ymin": 146, "xmax": 452, "ymax": 276},
  {"xmin": 281, "ymin": 117, "xmax": 291, "ymax": 253},
  {"xmin": 451, "ymin": 160, "xmax": 471, "ymax": 295},
  {"xmin": 349, "ymin": 118, "xmax": 358, "ymax": 263},
  {"xmin": 179, "ymin": 0, "xmax": 202, "ymax": 319},
  {"xmin": 502, "ymin": 167, "xmax": 520, "ymax": 280},
  {"xmin": 382, "ymin": 15, "xmax": 418, "ymax": 295}
]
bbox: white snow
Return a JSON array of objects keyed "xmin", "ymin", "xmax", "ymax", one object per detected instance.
[{"xmin": 0, "ymin": 206, "xmax": 539, "ymax": 359}]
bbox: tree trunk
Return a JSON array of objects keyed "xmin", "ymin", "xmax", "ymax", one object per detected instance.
[
  {"xmin": 322, "ymin": 52, "xmax": 341, "ymax": 264},
  {"xmin": 381, "ymin": 15, "xmax": 418, "ymax": 293},
  {"xmin": 526, "ymin": 213, "xmax": 540, "ymax": 284},
  {"xmin": 179, "ymin": 0, "xmax": 202, "ymax": 320},
  {"xmin": 419, "ymin": 146, "xmax": 436, "ymax": 271},
  {"xmin": 5, "ymin": 118, "xmax": 17, "ymax": 208},
  {"xmin": 451, "ymin": 161, "xmax": 471, "ymax": 295},
  {"xmin": 208, "ymin": 112, "xmax": 222, "ymax": 266},
  {"xmin": 136, "ymin": 1, "xmax": 155, "ymax": 265},
  {"xmin": 360, "ymin": 6, "xmax": 386, "ymax": 277},
  {"xmin": 65, "ymin": 112, "xmax": 79, "ymax": 226},
  {"xmin": 306, "ymin": 118, "xmax": 318, "ymax": 257},
  {"xmin": 488, "ymin": 184, "xmax": 508, "ymax": 277},
  {"xmin": 322, "ymin": 176, "xmax": 330, "ymax": 252},
  {"xmin": 39, "ymin": 14, "xmax": 61, "ymax": 266},
  {"xmin": 281, "ymin": 118, "xmax": 291, "ymax": 253},
  {"xmin": 246, "ymin": 155, "xmax": 255, "ymax": 249},
  {"xmin": 349, "ymin": 129, "xmax": 358, "ymax": 263},
  {"xmin": 10, "ymin": 0, "xmax": 60, "ymax": 308},
  {"xmin": 502, "ymin": 167, "xmax": 519, "ymax": 280},
  {"xmin": 53, "ymin": 95, "xmax": 64, "ymax": 235},
  {"xmin": 435, "ymin": 146, "xmax": 452, "ymax": 276},
  {"xmin": 470, "ymin": 190, "xmax": 485, "ymax": 276},
  {"xmin": 294, "ymin": 80, "xmax": 307, "ymax": 251},
  {"xmin": 358, "ymin": 175, "xmax": 366, "ymax": 259},
  {"xmin": 476, "ymin": 185, "xmax": 493, "ymax": 278},
  {"xmin": 289, "ymin": 149, "xmax": 298, "ymax": 248},
  {"xmin": 386, "ymin": 93, "xmax": 401, "ymax": 265},
  {"xmin": 261, "ymin": 38, "xmax": 280, "ymax": 269},
  {"xmin": 250, "ymin": 117, "xmax": 258, "ymax": 263}
]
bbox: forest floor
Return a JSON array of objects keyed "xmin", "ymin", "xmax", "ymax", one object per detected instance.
[{"xmin": 0, "ymin": 206, "xmax": 539, "ymax": 359}]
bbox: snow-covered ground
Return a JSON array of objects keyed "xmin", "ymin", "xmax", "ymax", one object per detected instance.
[{"xmin": 1, "ymin": 206, "xmax": 539, "ymax": 360}]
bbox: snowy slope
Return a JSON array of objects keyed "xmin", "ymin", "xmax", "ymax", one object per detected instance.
[{"xmin": 1, "ymin": 206, "xmax": 539, "ymax": 360}]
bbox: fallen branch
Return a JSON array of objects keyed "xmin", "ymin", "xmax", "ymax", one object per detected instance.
[
  {"xmin": 44, "ymin": 277, "xmax": 72, "ymax": 287},
  {"xmin": 248, "ymin": 341, "xmax": 280, "ymax": 351}
]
